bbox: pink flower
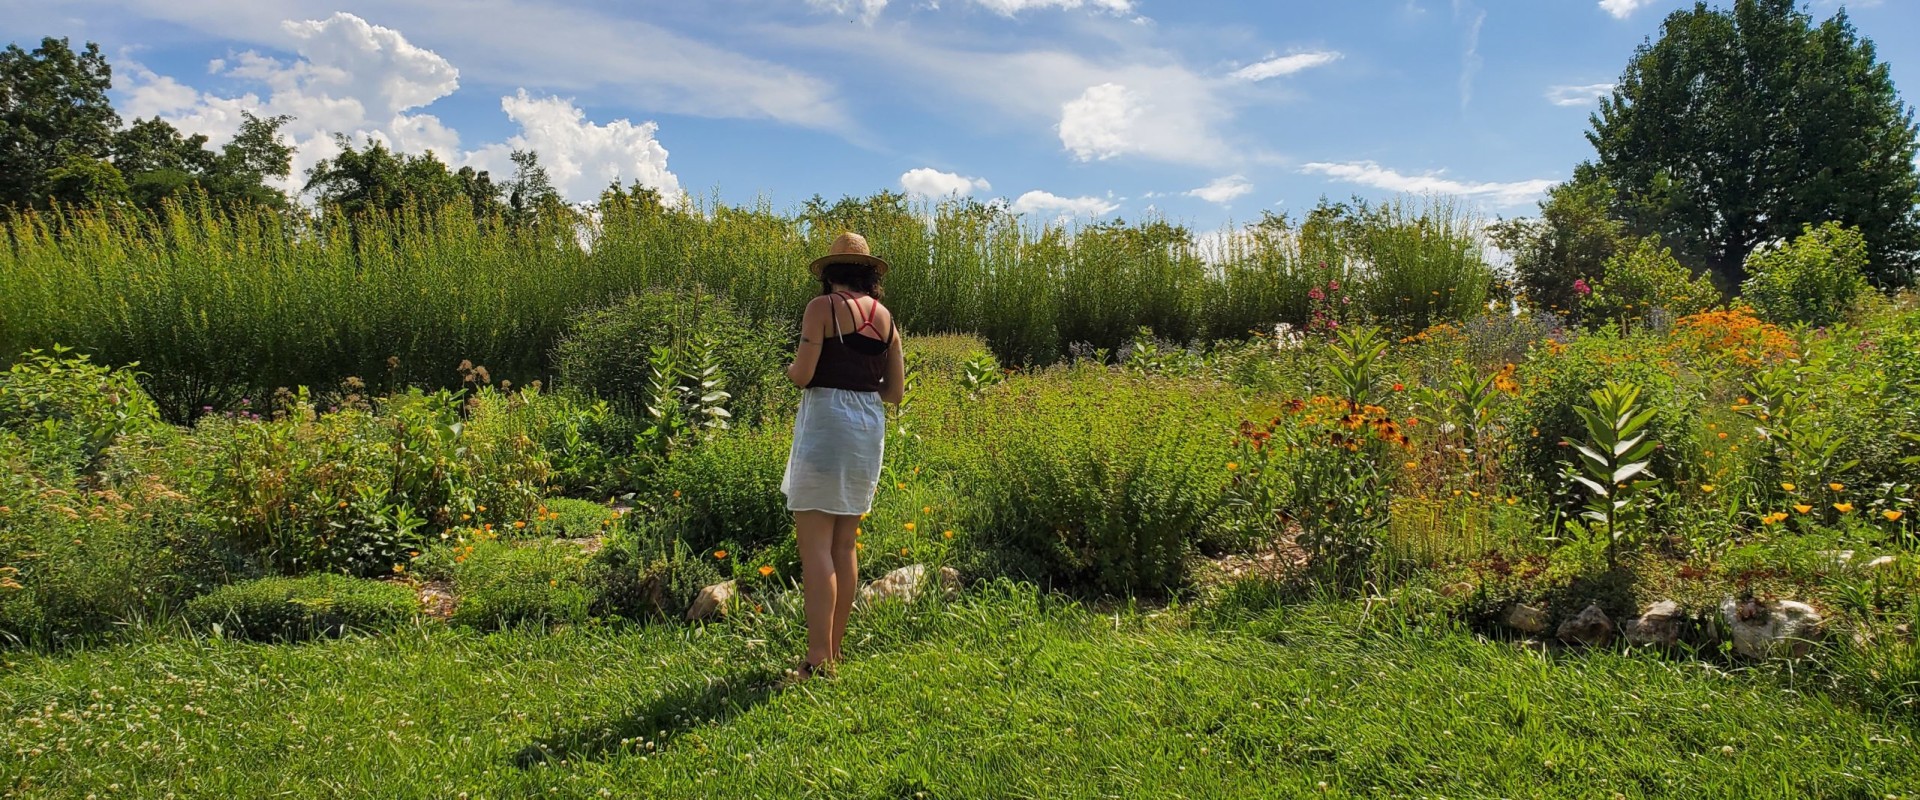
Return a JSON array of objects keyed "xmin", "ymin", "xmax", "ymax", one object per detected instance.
[
  {"xmin": 1308, "ymin": 287, "xmax": 1326, "ymax": 301},
  {"xmin": 1327, "ymin": 280, "xmax": 1341, "ymax": 292},
  {"xmin": 1573, "ymin": 278, "xmax": 1592, "ymax": 297}
]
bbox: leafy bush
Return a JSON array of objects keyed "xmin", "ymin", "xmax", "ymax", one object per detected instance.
[
  {"xmin": 534, "ymin": 497, "xmax": 619, "ymax": 539},
  {"xmin": 1742, "ymin": 222, "xmax": 1872, "ymax": 328},
  {"xmin": 184, "ymin": 574, "xmax": 418, "ymax": 641},
  {"xmin": 948, "ymin": 370, "xmax": 1241, "ymax": 594},
  {"xmin": 194, "ymin": 388, "xmax": 548, "ymax": 576},
  {"xmin": 652, "ymin": 428, "xmax": 794, "ymax": 555},
  {"xmin": 1509, "ymin": 331, "xmax": 1700, "ymax": 511},
  {"xmin": 590, "ymin": 524, "xmax": 725, "ymax": 621},
  {"xmin": 449, "ymin": 539, "xmax": 594, "ymax": 629},
  {"xmin": 553, "ymin": 287, "xmax": 786, "ymax": 428},
  {"xmin": 1585, "ymin": 236, "xmax": 1718, "ymax": 329},
  {"xmin": 0, "ymin": 348, "xmax": 162, "ymax": 476}
]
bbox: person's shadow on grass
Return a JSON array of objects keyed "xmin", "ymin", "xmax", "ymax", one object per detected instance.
[{"xmin": 513, "ymin": 667, "xmax": 787, "ymax": 768}]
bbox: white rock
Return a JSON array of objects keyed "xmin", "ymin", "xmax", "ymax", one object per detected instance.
[
  {"xmin": 860, "ymin": 564, "xmax": 961, "ymax": 605},
  {"xmin": 1623, "ymin": 600, "xmax": 1684, "ymax": 647},
  {"xmin": 1504, "ymin": 603, "xmax": 1550, "ymax": 635},
  {"xmin": 686, "ymin": 580, "xmax": 738, "ymax": 622},
  {"xmin": 1556, "ymin": 604, "xmax": 1616, "ymax": 646},
  {"xmin": 1720, "ymin": 597, "xmax": 1824, "ymax": 659}
]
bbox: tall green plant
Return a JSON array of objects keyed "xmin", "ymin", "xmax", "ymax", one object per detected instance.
[{"xmin": 1564, "ymin": 381, "xmax": 1659, "ymax": 568}]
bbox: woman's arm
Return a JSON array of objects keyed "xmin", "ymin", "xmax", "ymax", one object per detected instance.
[
  {"xmin": 880, "ymin": 324, "xmax": 907, "ymax": 406},
  {"xmin": 786, "ymin": 296, "xmax": 830, "ymax": 388}
]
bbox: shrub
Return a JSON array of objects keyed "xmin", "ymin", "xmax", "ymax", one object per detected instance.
[
  {"xmin": 1585, "ymin": 236, "xmax": 1719, "ymax": 329},
  {"xmin": 449, "ymin": 539, "xmax": 594, "ymax": 629},
  {"xmin": 553, "ymin": 287, "xmax": 786, "ymax": 428},
  {"xmin": 948, "ymin": 370, "xmax": 1243, "ymax": 594},
  {"xmin": 184, "ymin": 574, "xmax": 418, "ymax": 641},
  {"xmin": 534, "ymin": 497, "xmax": 619, "ymax": 539},
  {"xmin": 194, "ymin": 388, "xmax": 548, "ymax": 576},
  {"xmin": 590, "ymin": 524, "xmax": 725, "ymax": 621},
  {"xmin": 1509, "ymin": 330, "xmax": 1700, "ymax": 513},
  {"xmin": 1742, "ymin": 222, "xmax": 1872, "ymax": 328},
  {"xmin": 0, "ymin": 348, "xmax": 162, "ymax": 476},
  {"xmin": 652, "ymin": 429, "xmax": 794, "ymax": 555}
]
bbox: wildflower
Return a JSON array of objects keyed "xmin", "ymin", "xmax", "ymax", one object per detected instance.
[
  {"xmin": 1404, "ymin": 461, "xmax": 1418, "ymax": 470},
  {"xmin": 1468, "ymin": 491, "xmax": 1482, "ymax": 499},
  {"xmin": 904, "ymin": 522, "xmax": 917, "ymax": 532},
  {"xmin": 478, "ymin": 506, "xmax": 487, "ymax": 512},
  {"xmin": 943, "ymin": 530, "xmax": 954, "ymax": 539},
  {"xmin": 1717, "ymin": 432, "xmax": 1727, "ymax": 440},
  {"xmin": 1834, "ymin": 503, "xmax": 1854, "ymax": 514},
  {"xmin": 897, "ymin": 482, "xmax": 907, "ymax": 490},
  {"xmin": 714, "ymin": 550, "xmax": 728, "ymax": 559},
  {"xmin": 673, "ymin": 490, "xmax": 681, "ymax": 499},
  {"xmin": 759, "ymin": 565, "xmax": 775, "ymax": 577},
  {"xmin": 1700, "ymin": 485, "xmax": 1715, "ymax": 493},
  {"xmin": 392, "ymin": 564, "xmax": 406, "ymax": 575},
  {"xmin": 1781, "ymin": 483, "xmax": 1796, "ymax": 492},
  {"xmin": 1794, "ymin": 504, "xmax": 1812, "ymax": 514},
  {"xmin": 1573, "ymin": 278, "xmax": 1592, "ymax": 296},
  {"xmin": 1761, "ymin": 512, "xmax": 1787, "ymax": 525},
  {"xmin": 856, "ymin": 542, "xmax": 864, "ymax": 551},
  {"xmin": 922, "ymin": 506, "xmax": 932, "ymax": 515},
  {"xmin": 1829, "ymin": 483, "xmax": 1844, "ymax": 492},
  {"xmin": 549, "ymin": 580, "xmax": 557, "ymax": 587},
  {"xmin": 1227, "ymin": 462, "xmax": 1240, "ymax": 472},
  {"xmin": 1392, "ymin": 383, "xmax": 1406, "ymax": 392},
  {"xmin": 514, "ymin": 521, "xmax": 527, "ymax": 530},
  {"xmin": 1883, "ymin": 511, "xmax": 1904, "ymax": 522},
  {"xmin": 900, "ymin": 548, "xmax": 909, "ymax": 556},
  {"xmin": 338, "ymin": 501, "xmax": 349, "ymax": 509},
  {"xmin": 1506, "ymin": 497, "xmax": 1519, "ymax": 505}
]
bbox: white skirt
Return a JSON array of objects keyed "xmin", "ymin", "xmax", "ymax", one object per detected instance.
[{"xmin": 781, "ymin": 387, "xmax": 887, "ymax": 516}]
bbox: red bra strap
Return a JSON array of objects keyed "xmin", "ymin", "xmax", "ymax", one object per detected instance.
[{"xmin": 835, "ymin": 291, "xmax": 882, "ymax": 336}]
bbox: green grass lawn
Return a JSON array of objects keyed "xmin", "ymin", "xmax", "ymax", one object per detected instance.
[{"xmin": 3, "ymin": 584, "xmax": 1915, "ymax": 799}]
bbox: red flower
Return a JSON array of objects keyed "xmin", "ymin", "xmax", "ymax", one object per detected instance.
[{"xmin": 1392, "ymin": 383, "xmax": 1405, "ymax": 392}]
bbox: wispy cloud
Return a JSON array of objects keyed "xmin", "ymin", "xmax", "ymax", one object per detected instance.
[
  {"xmin": 805, "ymin": 0, "xmax": 889, "ymax": 25},
  {"xmin": 901, "ymin": 167, "xmax": 992, "ymax": 198},
  {"xmin": 1545, "ymin": 83, "xmax": 1615, "ymax": 106},
  {"xmin": 970, "ymin": 0, "xmax": 1134, "ymax": 16},
  {"xmin": 1231, "ymin": 51, "xmax": 1342, "ymax": 82},
  {"xmin": 1010, "ymin": 189, "xmax": 1119, "ymax": 217},
  {"xmin": 1599, "ymin": 0, "xmax": 1656, "ymax": 19},
  {"xmin": 1458, "ymin": 5, "xmax": 1487, "ymax": 109},
  {"xmin": 1300, "ymin": 160, "xmax": 1555, "ymax": 207},
  {"xmin": 1185, "ymin": 175, "xmax": 1254, "ymax": 204}
]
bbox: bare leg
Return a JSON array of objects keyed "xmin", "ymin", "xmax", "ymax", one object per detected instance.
[
  {"xmin": 794, "ymin": 511, "xmax": 837, "ymax": 671},
  {"xmin": 829, "ymin": 514, "xmax": 860, "ymax": 662}
]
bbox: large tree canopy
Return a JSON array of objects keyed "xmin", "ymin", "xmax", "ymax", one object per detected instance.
[
  {"xmin": 1588, "ymin": 0, "xmax": 1920, "ymax": 288},
  {"xmin": 0, "ymin": 37, "xmax": 119, "ymax": 210}
]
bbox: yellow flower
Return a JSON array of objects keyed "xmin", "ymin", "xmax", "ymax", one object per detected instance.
[
  {"xmin": 337, "ymin": 501, "xmax": 349, "ymax": 509},
  {"xmin": 1829, "ymin": 483, "xmax": 1845, "ymax": 492},
  {"xmin": 1468, "ymin": 491, "xmax": 1482, "ymax": 499},
  {"xmin": 478, "ymin": 506, "xmax": 487, "ymax": 512},
  {"xmin": 922, "ymin": 506, "xmax": 932, "ymax": 515},
  {"xmin": 943, "ymin": 530, "xmax": 954, "ymax": 539},
  {"xmin": 759, "ymin": 565, "xmax": 775, "ymax": 577},
  {"xmin": 1700, "ymin": 485, "xmax": 1715, "ymax": 493},
  {"xmin": 900, "ymin": 548, "xmax": 910, "ymax": 556},
  {"xmin": 1794, "ymin": 504, "xmax": 1813, "ymax": 514},
  {"xmin": 897, "ymin": 482, "xmax": 907, "ymax": 490},
  {"xmin": 673, "ymin": 490, "xmax": 681, "ymax": 499},
  {"xmin": 1227, "ymin": 462, "xmax": 1240, "ymax": 471},
  {"xmin": 904, "ymin": 522, "xmax": 917, "ymax": 532},
  {"xmin": 714, "ymin": 550, "xmax": 728, "ymax": 559},
  {"xmin": 1780, "ymin": 483, "xmax": 1796, "ymax": 492},
  {"xmin": 1883, "ymin": 511, "xmax": 1904, "ymax": 522},
  {"xmin": 1833, "ymin": 503, "xmax": 1854, "ymax": 514},
  {"xmin": 855, "ymin": 542, "xmax": 864, "ymax": 551},
  {"xmin": 1506, "ymin": 497, "xmax": 1519, "ymax": 505},
  {"xmin": 1403, "ymin": 461, "xmax": 1418, "ymax": 470},
  {"xmin": 460, "ymin": 513, "xmax": 471, "ymax": 521}
]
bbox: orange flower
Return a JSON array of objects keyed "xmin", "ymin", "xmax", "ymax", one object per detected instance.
[
  {"xmin": 1226, "ymin": 462, "xmax": 1240, "ymax": 471},
  {"xmin": 714, "ymin": 550, "xmax": 728, "ymax": 559},
  {"xmin": 1833, "ymin": 503, "xmax": 1854, "ymax": 514},
  {"xmin": 513, "ymin": 521, "xmax": 526, "ymax": 529},
  {"xmin": 1883, "ymin": 511, "xmax": 1904, "ymax": 522},
  {"xmin": 673, "ymin": 490, "xmax": 681, "ymax": 499},
  {"xmin": 943, "ymin": 530, "xmax": 954, "ymax": 539},
  {"xmin": 1829, "ymin": 483, "xmax": 1845, "ymax": 492},
  {"xmin": 1781, "ymin": 483, "xmax": 1797, "ymax": 492},
  {"xmin": 759, "ymin": 565, "xmax": 775, "ymax": 577},
  {"xmin": 904, "ymin": 522, "xmax": 917, "ymax": 532},
  {"xmin": 1700, "ymin": 485, "xmax": 1715, "ymax": 493},
  {"xmin": 1793, "ymin": 504, "xmax": 1813, "ymax": 514},
  {"xmin": 337, "ymin": 501, "xmax": 349, "ymax": 509},
  {"xmin": 922, "ymin": 506, "xmax": 932, "ymax": 515}
]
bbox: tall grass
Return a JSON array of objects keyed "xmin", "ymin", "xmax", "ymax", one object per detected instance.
[{"xmin": 1, "ymin": 193, "xmax": 1495, "ymax": 418}]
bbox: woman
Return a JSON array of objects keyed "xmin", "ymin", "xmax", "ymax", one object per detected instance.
[{"xmin": 781, "ymin": 231, "xmax": 906, "ymax": 680}]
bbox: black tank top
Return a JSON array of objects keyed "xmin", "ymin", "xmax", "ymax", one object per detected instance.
[{"xmin": 808, "ymin": 292, "xmax": 893, "ymax": 393}]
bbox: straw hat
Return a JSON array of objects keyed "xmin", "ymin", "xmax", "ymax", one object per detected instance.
[{"xmin": 809, "ymin": 231, "xmax": 891, "ymax": 277}]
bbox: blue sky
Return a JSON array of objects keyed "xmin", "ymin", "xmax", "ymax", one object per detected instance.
[{"xmin": 4, "ymin": 0, "xmax": 1914, "ymax": 231}]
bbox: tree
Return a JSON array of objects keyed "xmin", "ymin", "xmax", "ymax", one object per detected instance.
[
  {"xmin": 1587, "ymin": 0, "xmax": 1920, "ymax": 288},
  {"xmin": 505, "ymin": 149, "xmax": 563, "ymax": 225},
  {"xmin": 0, "ymin": 37, "xmax": 119, "ymax": 210},
  {"xmin": 304, "ymin": 135, "xmax": 461, "ymax": 217},
  {"xmin": 1489, "ymin": 170, "xmax": 1627, "ymax": 320},
  {"xmin": 113, "ymin": 113, "xmax": 293, "ymax": 212},
  {"xmin": 43, "ymin": 154, "xmax": 129, "ymax": 209}
]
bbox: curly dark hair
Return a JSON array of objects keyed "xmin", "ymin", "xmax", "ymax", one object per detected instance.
[{"xmin": 819, "ymin": 262, "xmax": 884, "ymax": 299}]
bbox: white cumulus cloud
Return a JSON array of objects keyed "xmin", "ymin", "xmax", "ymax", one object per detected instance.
[
  {"xmin": 1010, "ymin": 190, "xmax": 1119, "ymax": 218},
  {"xmin": 1300, "ymin": 161, "xmax": 1555, "ymax": 208},
  {"xmin": 900, "ymin": 168, "xmax": 991, "ymax": 199},
  {"xmin": 1231, "ymin": 52, "xmax": 1342, "ymax": 82},
  {"xmin": 1185, "ymin": 175, "xmax": 1253, "ymax": 204},
  {"xmin": 805, "ymin": 0, "xmax": 890, "ymax": 24},
  {"xmin": 1058, "ymin": 82, "xmax": 1141, "ymax": 161},
  {"xmin": 1599, "ymin": 0, "xmax": 1656, "ymax": 18},
  {"xmin": 1546, "ymin": 83, "xmax": 1616, "ymax": 107},
  {"xmin": 970, "ymin": 0, "xmax": 1133, "ymax": 16},
  {"xmin": 119, "ymin": 12, "xmax": 679, "ymax": 204},
  {"xmin": 467, "ymin": 90, "xmax": 681, "ymax": 204}
]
